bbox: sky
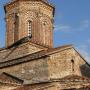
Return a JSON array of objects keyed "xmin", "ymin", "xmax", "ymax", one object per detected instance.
[{"xmin": 0, "ymin": 0, "xmax": 90, "ymax": 63}]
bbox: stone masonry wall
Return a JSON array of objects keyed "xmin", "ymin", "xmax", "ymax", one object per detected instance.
[
  {"xmin": 0, "ymin": 47, "xmax": 90, "ymax": 84},
  {"xmin": 48, "ymin": 48, "xmax": 89, "ymax": 79},
  {"xmin": 0, "ymin": 42, "xmax": 43, "ymax": 62},
  {"xmin": 0, "ymin": 57, "xmax": 49, "ymax": 84}
]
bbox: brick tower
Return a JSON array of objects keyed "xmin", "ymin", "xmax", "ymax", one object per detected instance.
[
  {"xmin": 0, "ymin": 0, "xmax": 90, "ymax": 90},
  {"xmin": 4, "ymin": 0, "xmax": 55, "ymax": 48}
]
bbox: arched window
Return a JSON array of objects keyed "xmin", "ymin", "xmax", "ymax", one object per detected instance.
[
  {"xmin": 14, "ymin": 13, "xmax": 19, "ymax": 42},
  {"xmin": 71, "ymin": 59, "xmax": 74, "ymax": 72},
  {"xmin": 28, "ymin": 20, "xmax": 32, "ymax": 37}
]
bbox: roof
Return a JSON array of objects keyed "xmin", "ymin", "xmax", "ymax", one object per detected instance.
[
  {"xmin": 0, "ymin": 45, "xmax": 72, "ymax": 69},
  {"xmin": 58, "ymin": 75, "xmax": 90, "ymax": 89},
  {"xmin": 14, "ymin": 75, "xmax": 90, "ymax": 89},
  {"xmin": 0, "ymin": 44, "xmax": 90, "ymax": 68},
  {"xmin": 0, "ymin": 43, "xmax": 90, "ymax": 69},
  {"xmin": 0, "ymin": 74, "xmax": 90, "ymax": 89},
  {"xmin": 0, "ymin": 72, "xmax": 23, "ymax": 85},
  {"xmin": 0, "ymin": 48, "xmax": 6, "ymax": 51},
  {"xmin": 59, "ymin": 74, "xmax": 90, "ymax": 82},
  {"xmin": 0, "ymin": 39, "xmax": 48, "ymax": 64},
  {"xmin": 7, "ymin": 36, "xmax": 50, "ymax": 49},
  {"xmin": 4, "ymin": 0, "xmax": 55, "ymax": 13}
]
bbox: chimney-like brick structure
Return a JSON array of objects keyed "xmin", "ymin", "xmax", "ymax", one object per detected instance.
[{"xmin": 4, "ymin": 0, "xmax": 55, "ymax": 48}]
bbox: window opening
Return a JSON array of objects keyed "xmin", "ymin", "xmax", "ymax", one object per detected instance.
[{"xmin": 28, "ymin": 20, "xmax": 32, "ymax": 37}]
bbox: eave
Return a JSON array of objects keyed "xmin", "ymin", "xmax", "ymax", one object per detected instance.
[{"xmin": 4, "ymin": 0, "xmax": 55, "ymax": 16}]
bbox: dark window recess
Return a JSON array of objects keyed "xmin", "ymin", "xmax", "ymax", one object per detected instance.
[
  {"xmin": 71, "ymin": 59, "xmax": 74, "ymax": 63},
  {"xmin": 71, "ymin": 59, "xmax": 74, "ymax": 72},
  {"xmin": 14, "ymin": 14, "xmax": 19, "ymax": 42}
]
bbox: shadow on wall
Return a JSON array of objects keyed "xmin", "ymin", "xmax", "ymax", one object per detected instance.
[{"xmin": 80, "ymin": 63, "xmax": 90, "ymax": 78}]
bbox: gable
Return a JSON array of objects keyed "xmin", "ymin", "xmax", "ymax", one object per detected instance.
[
  {"xmin": 0, "ymin": 41, "xmax": 46, "ymax": 63},
  {"xmin": 47, "ymin": 46, "xmax": 90, "ymax": 79},
  {"xmin": 0, "ymin": 72, "xmax": 23, "ymax": 85},
  {"xmin": 72, "ymin": 48, "xmax": 90, "ymax": 77}
]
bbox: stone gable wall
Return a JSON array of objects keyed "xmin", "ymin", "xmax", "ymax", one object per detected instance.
[
  {"xmin": 0, "ymin": 42, "xmax": 43, "ymax": 62},
  {"xmin": 48, "ymin": 48, "xmax": 90, "ymax": 79}
]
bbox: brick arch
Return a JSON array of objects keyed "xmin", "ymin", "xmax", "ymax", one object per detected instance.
[
  {"xmin": 24, "ymin": 13, "xmax": 41, "ymax": 44},
  {"xmin": 20, "ymin": 11, "xmax": 35, "ymax": 39},
  {"xmin": 31, "ymin": 17, "xmax": 41, "ymax": 43},
  {"xmin": 39, "ymin": 15, "xmax": 53, "ymax": 47},
  {"xmin": 40, "ymin": 15, "xmax": 52, "ymax": 26}
]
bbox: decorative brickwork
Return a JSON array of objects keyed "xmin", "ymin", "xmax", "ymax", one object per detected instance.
[
  {"xmin": 0, "ymin": 0, "xmax": 90, "ymax": 90},
  {"xmin": 5, "ymin": 0, "xmax": 54, "ymax": 48}
]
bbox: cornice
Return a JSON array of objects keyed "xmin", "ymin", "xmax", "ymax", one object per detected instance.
[{"xmin": 4, "ymin": 0, "xmax": 55, "ymax": 15}]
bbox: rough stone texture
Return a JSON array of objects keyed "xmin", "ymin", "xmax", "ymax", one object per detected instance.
[
  {"xmin": 0, "ymin": 57, "xmax": 49, "ymax": 84},
  {"xmin": 11, "ymin": 80, "xmax": 90, "ymax": 90},
  {"xmin": 0, "ymin": 84, "xmax": 19, "ymax": 90},
  {"xmin": 48, "ymin": 48, "xmax": 80, "ymax": 79},
  {"xmin": 0, "ymin": 41, "xmax": 45, "ymax": 62},
  {"xmin": 48, "ymin": 48, "xmax": 90, "ymax": 79},
  {"xmin": 12, "ymin": 83, "xmax": 59, "ymax": 90},
  {"xmin": 0, "ymin": 47, "xmax": 90, "ymax": 84}
]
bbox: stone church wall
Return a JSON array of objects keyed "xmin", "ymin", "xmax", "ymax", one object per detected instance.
[
  {"xmin": 74, "ymin": 49, "xmax": 90, "ymax": 78},
  {"xmin": 0, "ymin": 48, "xmax": 90, "ymax": 84},
  {"xmin": 48, "ymin": 48, "xmax": 74, "ymax": 79},
  {"xmin": 48, "ymin": 48, "xmax": 90, "ymax": 79},
  {"xmin": 0, "ymin": 42, "xmax": 43, "ymax": 62},
  {"xmin": 0, "ymin": 57, "xmax": 49, "ymax": 84}
]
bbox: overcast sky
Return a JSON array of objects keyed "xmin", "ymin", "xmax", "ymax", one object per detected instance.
[{"xmin": 0, "ymin": 0, "xmax": 90, "ymax": 63}]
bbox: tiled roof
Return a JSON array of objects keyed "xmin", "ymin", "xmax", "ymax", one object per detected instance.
[{"xmin": 0, "ymin": 72, "xmax": 23, "ymax": 85}]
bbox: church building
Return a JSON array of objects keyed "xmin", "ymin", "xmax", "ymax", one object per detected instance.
[{"xmin": 0, "ymin": 0, "xmax": 90, "ymax": 90}]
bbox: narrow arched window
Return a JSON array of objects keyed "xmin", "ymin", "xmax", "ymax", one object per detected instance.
[
  {"xmin": 71, "ymin": 59, "xmax": 74, "ymax": 72},
  {"xmin": 28, "ymin": 20, "xmax": 32, "ymax": 37},
  {"xmin": 14, "ymin": 13, "xmax": 19, "ymax": 42}
]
